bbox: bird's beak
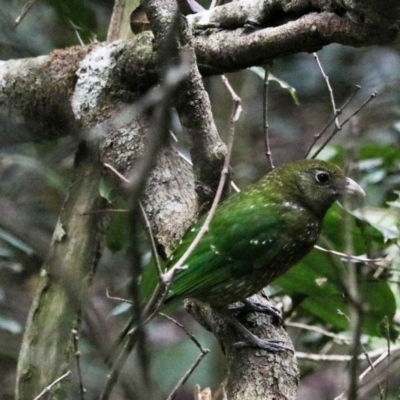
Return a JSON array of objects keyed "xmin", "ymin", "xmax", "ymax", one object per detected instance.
[{"xmin": 344, "ymin": 177, "xmax": 365, "ymax": 197}]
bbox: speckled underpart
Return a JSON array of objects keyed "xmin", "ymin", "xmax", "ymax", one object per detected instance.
[{"xmin": 146, "ymin": 159, "xmax": 363, "ymax": 310}]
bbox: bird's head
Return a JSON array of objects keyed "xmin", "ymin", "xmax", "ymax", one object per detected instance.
[{"xmin": 271, "ymin": 159, "xmax": 365, "ymax": 217}]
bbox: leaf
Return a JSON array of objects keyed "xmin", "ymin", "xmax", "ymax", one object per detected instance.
[
  {"xmin": 387, "ymin": 190, "xmax": 400, "ymax": 208},
  {"xmin": 0, "ymin": 227, "xmax": 34, "ymax": 255},
  {"xmin": 111, "ymin": 302, "xmax": 132, "ymax": 317},
  {"xmin": 275, "ymin": 203, "xmax": 397, "ymax": 338},
  {"xmin": 351, "ymin": 206, "xmax": 399, "ymax": 242},
  {"xmin": 0, "ymin": 315, "xmax": 22, "ymax": 334},
  {"xmin": 249, "ymin": 67, "xmax": 300, "ymax": 105}
]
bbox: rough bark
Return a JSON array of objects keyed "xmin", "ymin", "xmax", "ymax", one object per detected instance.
[
  {"xmin": 15, "ymin": 144, "xmax": 105, "ymax": 400},
  {"xmin": 1, "ymin": 0, "xmax": 398, "ymax": 146},
  {"xmin": 187, "ymin": 295, "xmax": 299, "ymax": 400}
]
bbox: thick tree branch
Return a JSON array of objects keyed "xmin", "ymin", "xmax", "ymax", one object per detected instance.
[
  {"xmin": 143, "ymin": 0, "xmax": 227, "ymax": 204},
  {"xmin": 1, "ymin": 1, "xmax": 398, "ymax": 147},
  {"xmin": 186, "ymin": 295, "xmax": 299, "ymax": 400},
  {"xmin": 16, "ymin": 143, "xmax": 105, "ymax": 399}
]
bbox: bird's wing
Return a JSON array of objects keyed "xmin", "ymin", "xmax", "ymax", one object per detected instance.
[{"xmin": 165, "ymin": 199, "xmax": 286, "ymax": 303}]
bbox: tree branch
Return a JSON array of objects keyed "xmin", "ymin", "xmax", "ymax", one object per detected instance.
[{"xmin": 1, "ymin": 1, "xmax": 398, "ymax": 147}]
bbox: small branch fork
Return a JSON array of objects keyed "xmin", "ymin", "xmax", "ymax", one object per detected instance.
[
  {"xmin": 298, "ymin": 334, "xmax": 398, "ymax": 399},
  {"xmin": 310, "ymin": 91, "xmax": 377, "ymax": 159},
  {"xmin": 314, "ymin": 245, "xmax": 392, "ymax": 269},
  {"xmin": 313, "ymin": 53, "xmax": 340, "ymax": 129},
  {"xmin": 304, "ymin": 54, "xmax": 377, "ymax": 159},
  {"xmin": 160, "ymin": 313, "xmax": 210, "ymax": 400},
  {"xmin": 296, "ymin": 343, "xmax": 400, "ymax": 363},
  {"xmin": 32, "ymin": 371, "xmax": 71, "ymax": 400}
]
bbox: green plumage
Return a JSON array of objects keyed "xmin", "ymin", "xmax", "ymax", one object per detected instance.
[{"xmin": 143, "ymin": 159, "xmax": 364, "ymax": 310}]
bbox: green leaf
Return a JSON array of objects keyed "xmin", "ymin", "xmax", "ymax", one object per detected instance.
[
  {"xmin": 249, "ymin": 67, "xmax": 300, "ymax": 105},
  {"xmin": 275, "ymin": 203, "xmax": 397, "ymax": 339},
  {"xmin": 351, "ymin": 206, "xmax": 399, "ymax": 242}
]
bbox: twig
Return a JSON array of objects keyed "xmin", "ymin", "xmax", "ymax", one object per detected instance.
[
  {"xmin": 139, "ymin": 200, "xmax": 163, "ymax": 276},
  {"xmin": 313, "ymin": 53, "xmax": 340, "ymax": 129},
  {"xmin": 311, "ymin": 91, "xmax": 377, "ymax": 159},
  {"xmin": 82, "ymin": 208, "xmax": 128, "ymax": 215},
  {"xmin": 106, "ymin": 288, "xmax": 134, "ymax": 304},
  {"xmin": 176, "ymin": 149, "xmax": 240, "ymax": 193},
  {"xmin": 305, "ymin": 85, "xmax": 360, "ymax": 158},
  {"xmin": 262, "ymin": 65, "xmax": 274, "ymax": 170},
  {"xmin": 104, "ymin": 57, "xmax": 242, "ymax": 399},
  {"xmin": 72, "ymin": 329, "xmax": 85, "ymax": 400},
  {"xmin": 287, "ymin": 321, "xmax": 351, "ymax": 344},
  {"xmin": 14, "ymin": 0, "xmax": 38, "ymax": 27},
  {"xmin": 167, "ymin": 350, "xmax": 209, "ymax": 400},
  {"xmin": 359, "ymin": 343, "xmax": 383, "ymax": 398},
  {"xmin": 333, "ymin": 345, "xmax": 399, "ymax": 400},
  {"xmin": 103, "ymin": 162, "xmax": 163, "ymax": 278},
  {"xmin": 160, "ymin": 313, "xmax": 209, "ymax": 400},
  {"xmin": 296, "ymin": 343, "xmax": 400, "ymax": 362},
  {"xmin": 314, "ymin": 245, "xmax": 391, "ymax": 267},
  {"xmin": 103, "ymin": 162, "xmax": 129, "ymax": 183},
  {"xmin": 33, "ymin": 371, "xmax": 71, "ymax": 400},
  {"xmin": 169, "ymin": 85, "xmax": 241, "ymax": 272},
  {"xmin": 359, "ymin": 343, "xmax": 391, "ymax": 381},
  {"xmin": 383, "ymin": 317, "xmax": 391, "ymax": 399},
  {"xmin": 160, "ymin": 312, "xmax": 207, "ymax": 351}
]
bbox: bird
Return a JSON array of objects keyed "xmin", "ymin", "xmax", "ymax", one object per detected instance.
[{"xmin": 119, "ymin": 159, "xmax": 365, "ymax": 352}]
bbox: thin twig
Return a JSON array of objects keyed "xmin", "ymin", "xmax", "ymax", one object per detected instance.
[
  {"xmin": 139, "ymin": 201, "xmax": 163, "ymax": 276},
  {"xmin": 305, "ymin": 85, "xmax": 361, "ymax": 158},
  {"xmin": 106, "ymin": 288, "xmax": 134, "ymax": 304},
  {"xmin": 82, "ymin": 208, "xmax": 128, "ymax": 215},
  {"xmin": 311, "ymin": 91, "xmax": 377, "ymax": 159},
  {"xmin": 103, "ymin": 162, "xmax": 129, "ymax": 183},
  {"xmin": 296, "ymin": 343, "xmax": 400, "ymax": 362},
  {"xmin": 314, "ymin": 245, "xmax": 391, "ymax": 267},
  {"xmin": 170, "ymin": 76, "xmax": 242, "ymax": 272},
  {"xmin": 176, "ymin": 149, "xmax": 240, "ymax": 193},
  {"xmin": 334, "ymin": 346, "xmax": 399, "ymax": 400},
  {"xmin": 14, "ymin": 0, "xmax": 38, "ymax": 27},
  {"xmin": 160, "ymin": 313, "xmax": 207, "ymax": 351},
  {"xmin": 167, "ymin": 350, "xmax": 209, "ymax": 400},
  {"xmin": 359, "ymin": 344, "xmax": 391, "ymax": 381},
  {"xmin": 287, "ymin": 321, "xmax": 352, "ymax": 344},
  {"xmin": 160, "ymin": 313, "xmax": 209, "ymax": 400},
  {"xmin": 33, "ymin": 371, "xmax": 71, "ymax": 400},
  {"xmin": 359, "ymin": 343, "xmax": 383, "ymax": 398},
  {"xmin": 263, "ymin": 66, "xmax": 274, "ymax": 170},
  {"xmin": 72, "ymin": 329, "xmax": 85, "ymax": 400},
  {"xmin": 103, "ymin": 162, "xmax": 163, "ymax": 278},
  {"xmin": 313, "ymin": 53, "xmax": 340, "ymax": 128},
  {"xmin": 383, "ymin": 316, "xmax": 391, "ymax": 399}
]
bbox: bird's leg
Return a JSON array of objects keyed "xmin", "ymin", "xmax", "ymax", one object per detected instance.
[
  {"xmin": 227, "ymin": 297, "xmax": 284, "ymax": 326},
  {"xmin": 224, "ymin": 314, "xmax": 291, "ymax": 352}
]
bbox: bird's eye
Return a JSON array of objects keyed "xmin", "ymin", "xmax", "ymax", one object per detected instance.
[{"xmin": 315, "ymin": 171, "xmax": 330, "ymax": 185}]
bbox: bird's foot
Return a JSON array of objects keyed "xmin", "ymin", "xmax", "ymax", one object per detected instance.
[
  {"xmin": 228, "ymin": 298, "xmax": 284, "ymax": 326},
  {"xmin": 226, "ymin": 314, "xmax": 291, "ymax": 353},
  {"xmin": 233, "ymin": 336, "xmax": 290, "ymax": 352}
]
